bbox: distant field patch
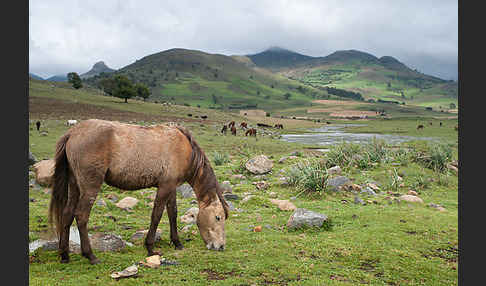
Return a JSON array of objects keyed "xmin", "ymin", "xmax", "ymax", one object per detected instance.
[
  {"xmin": 312, "ymin": 99, "xmax": 364, "ymax": 106},
  {"xmin": 329, "ymin": 110, "xmax": 378, "ymax": 118}
]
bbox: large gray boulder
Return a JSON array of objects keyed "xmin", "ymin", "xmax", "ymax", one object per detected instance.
[
  {"xmin": 287, "ymin": 208, "xmax": 329, "ymax": 230},
  {"xmin": 245, "ymin": 155, "xmax": 273, "ymax": 174},
  {"xmin": 326, "ymin": 176, "xmax": 351, "ymax": 192}
]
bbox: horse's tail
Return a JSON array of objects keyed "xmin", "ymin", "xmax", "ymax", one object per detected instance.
[{"xmin": 48, "ymin": 132, "xmax": 71, "ymax": 238}]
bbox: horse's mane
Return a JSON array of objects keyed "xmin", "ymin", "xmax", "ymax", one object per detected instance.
[{"xmin": 175, "ymin": 126, "xmax": 229, "ymax": 219}]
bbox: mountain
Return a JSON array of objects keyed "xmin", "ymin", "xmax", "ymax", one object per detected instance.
[
  {"xmin": 247, "ymin": 47, "xmax": 315, "ymax": 70},
  {"xmin": 46, "ymin": 74, "xmax": 68, "ymax": 82},
  {"xmin": 80, "ymin": 61, "xmax": 116, "ymax": 79},
  {"xmin": 83, "ymin": 48, "xmax": 328, "ymax": 111},
  {"xmin": 29, "ymin": 73, "xmax": 44, "ymax": 80}
]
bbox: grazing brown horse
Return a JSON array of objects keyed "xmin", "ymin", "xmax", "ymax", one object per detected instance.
[
  {"xmin": 240, "ymin": 122, "xmax": 248, "ymax": 129},
  {"xmin": 417, "ymin": 124, "xmax": 424, "ymax": 130},
  {"xmin": 231, "ymin": 125, "xmax": 237, "ymax": 136},
  {"xmin": 245, "ymin": 128, "xmax": 257, "ymax": 137},
  {"xmin": 48, "ymin": 119, "xmax": 229, "ymax": 265},
  {"xmin": 228, "ymin": 121, "xmax": 235, "ymax": 128},
  {"xmin": 221, "ymin": 125, "xmax": 228, "ymax": 135}
]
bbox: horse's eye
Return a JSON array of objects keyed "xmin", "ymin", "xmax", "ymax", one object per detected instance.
[{"xmin": 215, "ymin": 216, "xmax": 221, "ymax": 221}]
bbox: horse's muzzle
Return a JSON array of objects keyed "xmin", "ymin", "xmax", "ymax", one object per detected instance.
[{"xmin": 207, "ymin": 243, "xmax": 225, "ymax": 251}]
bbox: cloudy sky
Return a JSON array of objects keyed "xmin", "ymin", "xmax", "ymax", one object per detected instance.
[{"xmin": 29, "ymin": 0, "xmax": 458, "ymax": 80}]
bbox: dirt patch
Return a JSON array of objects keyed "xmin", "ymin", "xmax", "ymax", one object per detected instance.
[
  {"xmin": 29, "ymin": 96, "xmax": 204, "ymax": 123},
  {"xmin": 201, "ymin": 269, "xmax": 239, "ymax": 281}
]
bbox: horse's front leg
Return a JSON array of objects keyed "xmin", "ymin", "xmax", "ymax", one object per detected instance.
[
  {"xmin": 166, "ymin": 191, "xmax": 183, "ymax": 250},
  {"xmin": 144, "ymin": 184, "xmax": 173, "ymax": 256}
]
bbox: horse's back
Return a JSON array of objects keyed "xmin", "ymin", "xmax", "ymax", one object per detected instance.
[{"xmin": 65, "ymin": 119, "xmax": 193, "ymax": 189}]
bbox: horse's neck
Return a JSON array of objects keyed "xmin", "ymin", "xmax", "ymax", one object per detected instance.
[{"xmin": 190, "ymin": 166, "xmax": 218, "ymax": 203}]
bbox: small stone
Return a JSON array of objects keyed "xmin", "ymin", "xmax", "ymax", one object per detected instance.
[
  {"xmin": 231, "ymin": 174, "xmax": 246, "ymax": 180},
  {"xmin": 354, "ymin": 196, "xmax": 366, "ymax": 205},
  {"xmin": 366, "ymin": 183, "xmax": 380, "ymax": 191},
  {"xmin": 270, "ymin": 199, "xmax": 296, "ymax": 211},
  {"xmin": 427, "ymin": 203, "xmax": 446, "ymax": 212},
  {"xmin": 328, "ymin": 166, "xmax": 342, "ymax": 175},
  {"xmin": 408, "ymin": 190, "xmax": 418, "ymax": 196},
  {"xmin": 105, "ymin": 194, "xmax": 119, "ymax": 203},
  {"xmin": 254, "ymin": 226, "xmax": 262, "ymax": 232},
  {"xmin": 398, "ymin": 195, "xmax": 424, "ymax": 204},
  {"xmin": 223, "ymin": 193, "xmax": 239, "ymax": 201},
  {"xmin": 350, "ymin": 184, "xmax": 362, "ymax": 192},
  {"xmin": 253, "ymin": 181, "xmax": 269, "ymax": 190},
  {"xmin": 241, "ymin": 195, "xmax": 254, "ymax": 203},
  {"xmin": 180, "ymin": 207, "xmax": 199, "ymax": 224},
  {"xmin": 145, "ymin": 255, "xmax": 161, "ymax": 268},
  {"xmin": 268, "ymin": 192, "xmax": 277, "ymax": 198},
  {"xmin": 115, "ymin": 197, "xmax": 139, "ymax": 210},
  {"xmin": 360, "ymin": 187, "xmax": 377, "ymax": 196},
  {"xmin": 96, "ymin": 199, "xmax": 107, "ymax": 207},
  {"xmin": 111, "ymin": 265, "xmax": 138, "ymax": 279}
]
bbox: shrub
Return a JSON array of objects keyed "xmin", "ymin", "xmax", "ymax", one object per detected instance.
[
  {"xmin": 286, "ymin": 159, "xmax": 328, "ymax": 193},
  {"xmin": 412, "ymin": 143, "xmax": 453, "ymax": 172},
  {"xmin": 211, "ymin": 151, "xmax": 230, "ymax": 166}
]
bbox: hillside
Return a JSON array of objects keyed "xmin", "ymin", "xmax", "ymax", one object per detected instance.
[
  {"xmin": 29, "ymin": 73, "xmax": 44, "ymax": 80},
  {"xmin": 83, "ymin": 48, "xmax": 332, "ymax": 111},
  {"xmin": 46, "ymin": 74, "xmax": 67, "ymax": 82},
  {"xmin": 247, "ymin": 46, "xmax": 315, "ymax": 71},
  {"xmin": 80, "ymin": 61, "xmax": 116, "ymax": 79}
]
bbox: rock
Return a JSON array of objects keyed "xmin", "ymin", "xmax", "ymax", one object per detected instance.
[
  {"xmin": 408, "ymin": 190, "xmax": 418, "ymax": 196},
  {"xmin": 360, "ymin": 187, "xmax": 377, "ymax": 196},
  {"xmin": 328, "ymin": 166, "xmax": 342, "ymax": 175},
  {"xmin": 130, "ymin": 229, "xmax": 162, "ymax": 242},
  {"xmin": 354, "ymin": 196, "xmax": 366, "ymax": 205},
  {"xmin": 145, "ymin": 255, "xmax": 161, "ymax": 268},
  {"xmin": 366, "ymin": 183, "xmax": 381, "ymax": 191},
  {"xmin": 180, "ymin": 207, "xmax": 199, "ymax": 224},
  {"xmin": 278, "ymin": 156, "xmax": 298, "ymax": 163},
  {"xmin": 245, "ymin": 155, "xmax": 273, "ymax": 174},
  {"xmin": 96, "ymin": 199, "xmax": 107, "ymax": 207},
  {"xmin": 253, "ymin": 181, "xmax": 270, "ymax": 190},
  {"xmin": 447, "ymin": 164, "xmax": 458, "ymax": 174},
  {"xmin": 40, "ymin": 131, "xmax": 48, "ymax": 136},
  {"xmin": 326, "ymin": 176, "xmax": 351, "ymax": 192},
  {"xmin": 350, "ymin": 184, "xmax": 362, "ymax": 192},
  {"xmin": 115, "ymin": 197, "xmax": 139, "ymax": 210},
  {"xmin": 105, "ymin": 194, "xmax": 119, "ymax": 203},
  {"xmin": 241, "ymin": 195, "xmax": 254, "ymax": 203},
  {"xmin": 111, "ymin": 265, "xmax": 138, "ymax": 279},
  {"xmin": 33, "ymin": 159, "xmax": 55, "ymax": 187},
  {"xmin": 427, "ymin": 203, "xmax": 446, "ymax": 212},
  {"xmin": 254, "ymin": 226, "xmax": 262, "ymax": 232},
  {"xmin": 398, "ymin": 195, "xmax": 424, "ymax": 204},
  {"xmin": 176, "ymin": 184, "xmax": 195, "ymax": 198},
  {"xmin": 268, "ymin": 192, "xmax": 277, "ymax": 198},
  {"xmin": 287, "ymin": 208, "xmax": 329, "ymax": 230},
  {"xmin": 226, "ymin": 201, "xmax": 236, "ymax": 211},
  {"xmin": 231, "ymin": 174, "xmax": 246, "ymax": 180},
  {"xmin": 28, "ymin": 151, "xmax": 37, "ymax": 166},
  {"xmin": 270, "ymin": 199, "xmax": 296, "ymax": 211},
  {"xmin": 90, "ymin": 233, "xmax": 128, "ymax": 252},
  {"xmin": 224, "ymin": 193, "xmax": 240, "ymax": 201}
]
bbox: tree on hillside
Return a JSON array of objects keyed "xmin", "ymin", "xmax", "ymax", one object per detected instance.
[
  {"xmin": 135, "ymin": 83, "xmax": 151, "ymax": 101},
  {"xmin": 112, "ymin": 75, "xmax": 136, "ymax": 103},
  {"xmin": 67, "ymin": 72, "xmax": 82, "ymax": 89}
]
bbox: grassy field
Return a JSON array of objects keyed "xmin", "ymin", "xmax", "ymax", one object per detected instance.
[{"xmin": 29, "ymin": 79, "xmax": 458, "ymax": 285}]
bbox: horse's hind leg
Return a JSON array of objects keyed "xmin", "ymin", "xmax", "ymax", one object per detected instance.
[
  {"xmin": 58, "ymin": 176, "xmax": 80, "ymax": 263},
  {"xmin": 166, "ymin": 191, "xmax": 183, "ymax": 250},
  {"xmin": 145, "ymin": 183, "xmax": 174, "ymax": 256},
  {"xmin": 74, "ymin": 181, "xmax": 102, "ymax": 265}
]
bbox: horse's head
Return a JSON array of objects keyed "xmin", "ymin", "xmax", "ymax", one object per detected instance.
[{"xmin": 197, "ymin": 191, "xmax": 227, "ymax": 251}]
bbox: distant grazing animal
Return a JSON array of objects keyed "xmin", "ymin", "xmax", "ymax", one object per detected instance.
[
  {"xmin": 274, "ymin": 124, "xmax": 283, "ymax": 129},
  {"xmin": 417, "ymin": 124, "xmax": 424, "ymax": 130},
  {"xmin": 440, "ymin": 122, "xmax": 443, "ymax": 126},
  {"xmin": 187, "ymin": 114, "xmax": 192, "ymax": 117},
  {"xmin": 48, "ymin": 119, "xmax": 229, "ymax": 265},
  {"xmin": 245, "ymin": 128, "xmax": 257, "ymax": 137},
  {"xmin": 257, "ymin": 123, "xmax": 272, "ymax": 128},
  {"xmin": 36, "ymin": 121, "xmax": 41, "ymax": 131},
  {"xmin": 231, "ymin": 125, "xmax": 237, "ymax": 136},
  {"xmin": 221, "ymin": 125, "xmax": 228, "ymax": 135},
  {"xmin": 429, "ymin": 122, "xmax": 433, "ymax": 126},
  {"xmin": 67, "ymin": 120, "xmax": 78, "ymax": 126},
  {"xmin": 201, "ymin": 115, "xmax": 208, "ymax": 120},
  {"xmin": 228, "ymin": 121, "xmax": 235, "ymax": 128},
  {"xmin": 240, "ymin": 122, "xmax": 248, "ymax": 129},
  {"xmin": 326, "ymin": 121, "xmax": 331, "ymax": 124}
]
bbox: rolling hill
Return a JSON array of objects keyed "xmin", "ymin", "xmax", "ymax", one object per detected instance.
[
  {"xmin": 29, "ymin": 73, "xmax": 44, "ymax": 80},
  {"xmin": 83, "ymin": 48, "xmax": 331, "ymax": 111}
]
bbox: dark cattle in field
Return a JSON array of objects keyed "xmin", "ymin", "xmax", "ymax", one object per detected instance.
[
  {"xmin": 417, "ymin": 124, "xmax": 424, "ymax": 130},
  {"xmin": 245, "ymin": 128, "xmax": 257, "ymax": 137},
  {"xmin": 221, "ymin": 125, "xmax": 228, "ymax": 135},
  {"xmin": 440, "ymin": 122, "xmax": 443, "ymax": 126},
  {"xmin": 231, "ymin": 126, "xmax": 237, "ymax": 136},
  {"xmin": 36, "ymin": 121, "xmax": 41, "ymax": 131},
  {"xmin": 187, "ymin": 114, "xmax": 192, "ymax": 117},
  {"xmin": 257, "ymin": 123, "xmax": 272, "ymax": 128},
  {"xmin": 201, "ymin": 115, "xmax": 208, "ymax": 120}
]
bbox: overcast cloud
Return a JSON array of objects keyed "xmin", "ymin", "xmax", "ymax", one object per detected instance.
[{"xmin": 29, "ymin": 0, "xmax": 458, "ymax": 80}]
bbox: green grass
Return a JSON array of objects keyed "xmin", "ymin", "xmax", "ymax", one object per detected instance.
[{"xmin": 29, "ymin": 80, "xmax": 458, "ymax": 285}]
